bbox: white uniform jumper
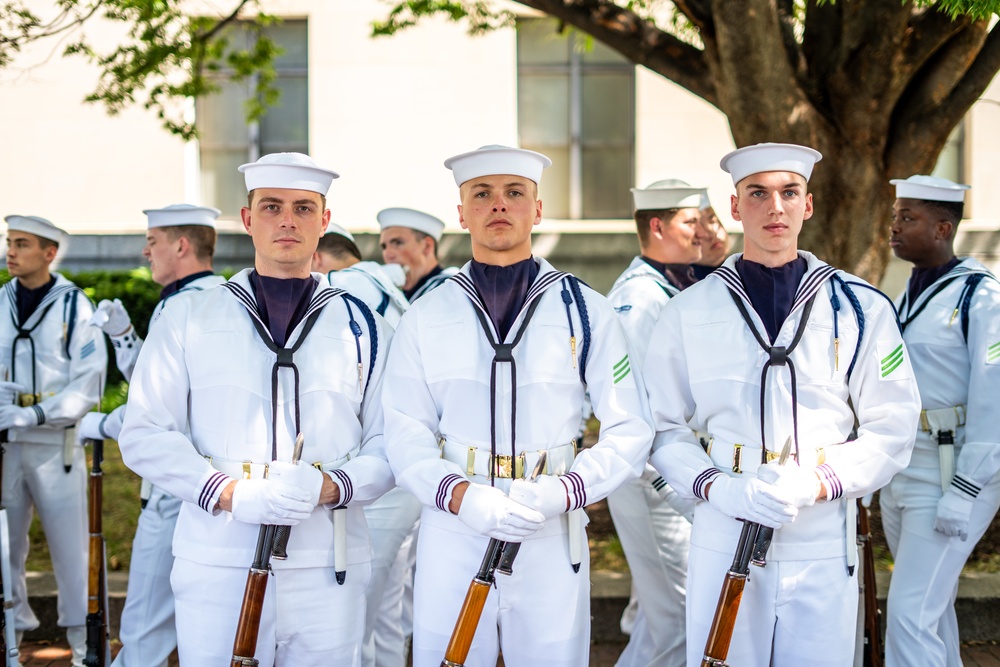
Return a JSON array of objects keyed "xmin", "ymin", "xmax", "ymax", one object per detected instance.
[
  {"xmin": 103, "ymin": 273, "xmax": 225, "ymax": 667},
  {"xmin": 119, "ymin": 269, "xmax": 394, "ymax": 667},
  {"xmin": 327, "ymin": 262, "xmax": 409, "ymax": 329},
  {"xmin": 644, "ymin": 252, "xmax": 920, "ymax": 667},
  {"xmin": 383, "ymin": 258, "xmax": 653, "ymax": 667},
  {"xmin": 0, "ymin": 274, "xmax": 106, "ymax": 635},
  {"xmin": 606, "ymin": 256, "xmax": 691, "ymax": 667},
  {"xmin": 327, "ymin": 260, "xmax": 416, "ymax": 667},
  {"xmin": 881, "ymin": 258, "xmax": 1000, "ymax": 667}
]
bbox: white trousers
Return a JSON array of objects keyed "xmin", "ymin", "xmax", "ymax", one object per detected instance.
[
  {"xmin": 2, "ymin": 441, "xmax": 87, "ymax": 629},
  {"xmin": 606, "ymin": 476, "xmax": 689, "ymax": 667},
  {"xmin": 687, "ymin": 541, "xmax": 858, "ymax": 667},
  {"xmin": 411, "ymin": 515, "xmax": 590, "ymax": 667},
  {"xmin": 880, "ymin": 471, "xmax": 1000, "ymax": 667},
  {"xmin": 361, "ymin": 486, "xmax": 422, "ymax": 667},
  {"xmin": 111, "ymin": 488, "xmax": 180, "ymax": 667},
  {"xmin": 171, "ymin": 557, "xmax": 370, "ymax": 667}
]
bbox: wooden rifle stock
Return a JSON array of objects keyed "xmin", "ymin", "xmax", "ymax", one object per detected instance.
[
  {"xmin": 83, "ymin": 438, "xmax": 108, "ymax": 667},
  {"xmin": 231, "ymin": 524, "xmax": 277, "ymax": 667},
  {"xmin": 441, "ymin": 538, "xmax": 505, "ymax": 667},
  {"xmin": 701, "ymin": 520, "xmax": 762, "ymax": 667},
  {"xmin": 858, "ymin": 499, "xmax": 884, "ymax": 667}
]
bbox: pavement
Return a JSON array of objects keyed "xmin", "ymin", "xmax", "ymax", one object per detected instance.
[{"xmin": 14, "ymin": 569, "xmax": 1000, "ymax": 665}]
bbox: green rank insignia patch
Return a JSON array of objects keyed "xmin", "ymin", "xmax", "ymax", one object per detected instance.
[
  {"xmin": 880, "ymin": 343, "xmax": 904, "ymax": 378},
  {"xmin": 613, "ymin": 354, "xmax": 631, "ymax": 384},
  {"xmin": 988, "ymin": 341, "xmax": 1000, "ymax": 365}
]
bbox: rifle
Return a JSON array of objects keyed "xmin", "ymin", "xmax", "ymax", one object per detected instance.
[
  {"xmin": 82, "ymin": 437, "xmax": 109, "ymax": 667},
  {"xmin": 701, "ymin": 438, "xmax": 791, "ymax": 667},
  {"xmin": 858, "ymin": 498, "xmax": 883, "ymax": 667},
  {"xmin": 230, "ymin": 434, "xmax": 306, "ymax": 667},
  {"xmin": 441, "ymin": 452, "xmax": 547, "ymax": 667}
]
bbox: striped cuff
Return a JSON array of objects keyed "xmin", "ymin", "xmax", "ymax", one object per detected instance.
[
  {"xmin": 198, "ymin": 471, "xmax": 231, "ymax": 513},
  {"xmin": 562, "ymin": 472, "xmax": 587, "ymax": 511},
  {"xmin": 110, "ymin": 328, "xmax": 137, "ymax": 348},
  {"xmin": 693, "ymin": 468, "xmax": 722, "ymax": 501},
  {"xmin": 816, "ymin": 463, "xmax": 843, "ymax": 500},
  {"xmin": 30, "ymin": 405, "xmax": 44, "ymax": 426},
  {"xmin": 437, "ymin": 474, "xmax": 465, "ymax": 513},
  {"xmin": 328, "ymin": 469, "xmax": 353, "ymax": 508},
  {"xmin": 951, "ymin": 474, "xmax": 981, "ymax": 499}
]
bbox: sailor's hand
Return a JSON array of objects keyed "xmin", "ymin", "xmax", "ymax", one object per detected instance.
[
  {"xmin": 0, "ymin": 381, "xmax": 26, "ymax": 406},
  {"xmin": 706, "ymin": 474, "xmax": 797, "ymax": 529},
  {"xmin": 757, "ymin": 462, "xmax": 821, "ymax": 508},
  {"xmin": 456, "ymin": 483, "xmax": 545, "ymax": 541},
  {"xmin": 934, "ymin": 490, "xmax": 973, "ymax": 541},
  {"xmin": 77, "ymin": 412, "xmax": 107, "ymax": 443},
  {"xmin": 509, "ymin": 475, "xmax": 568, "ymax": 520},
  {"xmin": 90, "ymin": 298, "xmax": 133, "ymax": 336},
  {"xmin": 268, "ymin": 460, "xmax": 324, "ymax": 508},
  {"xmin": 0, "ymin": 404, "xmax": 38, "ymax": 430},
  {"xmin": 230, "ymin": 478, "xmax": 313, "ymax": 526}
]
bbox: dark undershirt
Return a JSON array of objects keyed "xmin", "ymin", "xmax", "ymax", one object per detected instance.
[
  {"xmin": 15, "ymin": 275, "xmax": 56, "ymax": 325},
  {"xmin": 469, "ymin": 257, "xmax": 540, "ymax": 340},
  {"xmin": 640, "ymin": 256, "xmax": 698, "ymax": 291},
  {"xmin": 159, "ymin": 270, "xmax": 214, "ymax": 301},
  {"xmin": 691, "ymin": 263, "xmax": 719, "ymax": 281},
  {"xmin": 736, "ymin": 256, "xmax": 808, "ymax": 343},
  {"xmin": 404, "ymin": 265, "xmax": 443, "ymax": 301},
  {"xmin": 248, "ymin": 271, "xmax": 317, "ymax": 348},
  {"xmin": 907, "ymin": 256, "xmax": 960, "ymax": 305}
]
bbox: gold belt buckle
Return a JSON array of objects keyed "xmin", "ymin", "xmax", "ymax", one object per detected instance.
[
  {"xmin": 467, "ymin": 447, "xmax": 476, "ymax": 476},
  {"xmin": 732, "ymin": 444, "xmax": 743, "ymax": 474},
  {"xmin": 242, "ymin": 461, "xmax": 252, "ymax": 479},
  {"xmin": 514, "ymin": 453, "xmax": 526, "ymax": 479},
  {"xmin": 919, "ymin": 409, "xmax": 931, "ymax": 433},
  {"xmin": 18, "ymin": 393, "xmax": 36, "ymax": 407},
  {"xmin": 493, "ymin": 455, "xmax": 513, "ymax": 479}
]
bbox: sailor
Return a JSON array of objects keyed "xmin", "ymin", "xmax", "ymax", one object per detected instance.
[
  {"xmin": 643, "ymin": 143, "xmax": 920, "ymax": 666},
  {"xmin": 692, "ymin": 194, "xmax": 730, "ymax": 280},
  {"xmin": 80, "ymin": 203, "xmax": 224, "ymax": 667},
  {"xmin": 0, "ymin": 215, "xmax": 106, "ymax": 666},
  {"xmin": 378, "ymin": 207, "xmax": 458, "ymax": 301},
  {"xmin": 606, "ymin": 179, "xmax": 709, "ymax": 667},
  {"xmin": 314, "ymin": 223, "xmax": 409, "ymax": 329},
  {"xmin": 382, "ymin": 145, "xmax": 653, "ymax": 666},
  {"xmin": 118, "ymin": 153, "xmax": 394, "ymax": 667},
  {"xmin": 880, "ymin": 175, "xmax": 1000, "ymax": 667}
]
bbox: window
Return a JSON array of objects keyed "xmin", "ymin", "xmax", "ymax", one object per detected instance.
[
  {"xmin": 517, "ymin": 18, "xmax": 635, "ymax": 220},
  {"xmin": 197, "ymin": 20, "xmax": 308, "ymax": 217},
  {"xmin": 931, "ymin": 121, "xmax": 964, "ymax": 186}
]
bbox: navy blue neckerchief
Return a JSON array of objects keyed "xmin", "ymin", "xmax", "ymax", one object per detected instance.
[
  {"xmin": 160, "ymin": 270, "xmax": 214, "ymax": 302},
  {"xmin": 736, "ymin": 256, "xmax": 808, "ymax": 343},
  {"xmin": 404, "ymin": 264, "xmax": 443, "ymax": 301},
  {"xmin": 248, "ymin": 271, "xmax": 317, "ymax": 348},
  {"xmin": 469, "ymin": 257, "xmax": 540, "ymax": 340}
]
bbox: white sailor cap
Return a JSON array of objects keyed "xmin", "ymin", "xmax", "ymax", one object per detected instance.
[
  {"xmin": 630, "ymin": 179, "xmax": 708, "ymax": 211},
  {"xmin": 4, "ymin": 215, "xmax": 67, "ymax": 244},
  {"xmin": 444, "ymin": 145, "xmax": 552, "ymax": 187},
  {"xmin": 142, "ymin": 203, "xmax": 220, "ymax": 229},
  {"xmin": 720, "ymin": 142, "xmax": 823, "ymax": 186},
  {"xmin": 377, "ymin": 207, "xmax": 445, "ymax": 242},
  {"xmin": 324, "ymin": 222, "xmax": 356, "ymax": 242},
  {"xmin": 890, "ymin": 174, "xmax": 970, "ymax": 203},
  {"xmin": 238, "ymin": 152, "xmax": 339, "ymax": 196}
]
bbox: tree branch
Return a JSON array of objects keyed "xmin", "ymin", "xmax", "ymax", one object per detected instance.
[
  {"xmin": 516, "ymin": 0, "xmax": 716, "ymax": 106},
  {"xmin": 673, "ymin": 0, "xmax": 713, "ymax": 37}
]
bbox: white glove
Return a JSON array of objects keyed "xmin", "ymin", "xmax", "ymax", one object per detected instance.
[
  {"xmin": 230, "ymin": 478, "xmax": 314, "ymax": 526},
  {"xmin": 706, "ymin": 474, "xmax": 797, "ymax": 528},
  {"xmin": 0, "ymin": 405, "xmax": 38, "ymax": 430},
  {"xmin": 90, "ymin": 298, "xmax": 133, "ymax": 336},
  {"xmin": 934, "ymin": 490, "xmax": 973, "ymax": 541},
  {"xmin": 457, "ymin": 483, "xmax": 546, "ymax": 541},
  {"xmin": 267, "ymin": 460, "xmax": 324, "ymax": 508},
  {"xmin": 0, "ymin": 381, "xmax": 26, "ymax": 406},
  {"xmin": 509, "ymin": 475, "xmax": 569, "ymax": 520},
  {"xmin": 382, "ymin": 263, "xmax": 407, "ymax": 288},
  {"xmin": 77, "ymin": 412, "xmax": 107, "ymax": 442},
  {"xmin": 757, "ymin": 462, "xmax": 821, "ymax": 508}
]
